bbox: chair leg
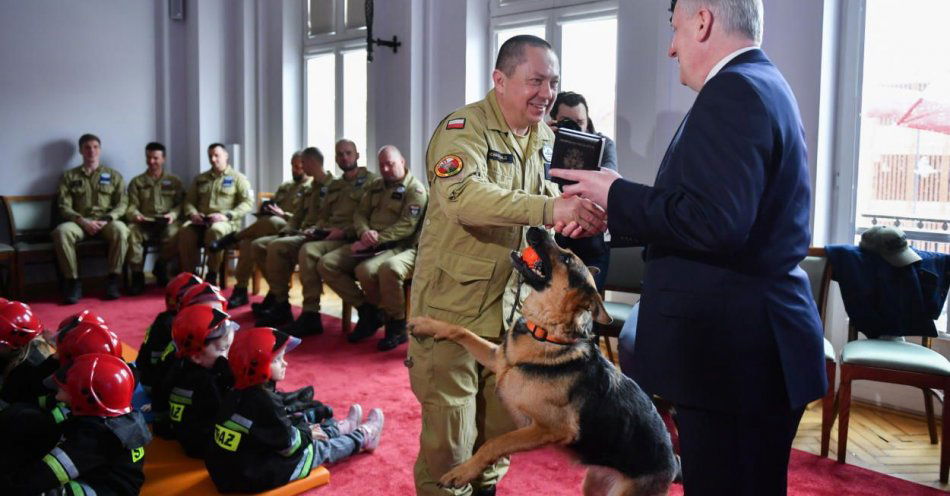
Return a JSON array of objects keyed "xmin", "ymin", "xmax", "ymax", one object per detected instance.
[
  {"xmin": 218, "ymin": 254, "xmax": 230, "ymax": 290},
  {"xmin": 603, "ymin": 335, "xmax": 615, "ymax": 363},
  {"xmin": 923, "ymin": 388, "xmax": 939, "ymax": 445},
  {"xmin": 836, "ymin": 368, "xmax": 853, "ymax": 464},
  {"xmin": 342, "ymin": 303, "xmax": 352, "ymax": 334},
  {"xmin": 941, "ymin": 385, "xmax": 949, "ymax": 484},
  {"xmin": 821, "ymin": 359, "xmax": 836, "ymax": 457},
  {"xmin": 15, "ymin": 256, "xmax": 26, "ymax": 299},
  {"xmin": 251, "ymin": 268, "xmax": 261, "ymax": 296}
]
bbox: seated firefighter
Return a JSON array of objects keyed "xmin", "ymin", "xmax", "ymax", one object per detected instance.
[
  {"xmin": 125, "ymin": 141, "xmax": 185, "ymax": 294},
  {"xmin": 53, "ymin": 133, "xmax": 129, "ymax": 304},
  {"xmin": 211, "ymin": 151, "xmax": 313, "ymax": 308},
  {"xmin": 318, "ymin": 145, "xmax": 426, "ymax": 350},
  {"xmin": 178, "ymin": 143, "xmax": 253, "ymax": 284}
]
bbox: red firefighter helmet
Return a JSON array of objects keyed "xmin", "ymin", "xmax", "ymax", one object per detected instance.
[
  {"xmin": 179, "ymin": 282, "xmax": 227, "ymax": 311},
  {"xmin": 166, "ymin": 272, "xmax": 202, "ymax": 311},
  {"xmin": 0, "ymin": 301, "xmax": 43, "ymax": 350},
  {"xmin": 54, "ymin": 353, "xmax": 134, "ymax": 417},
  {"xmin": 56, "ymin": 321, "xmax": 122, "ymax": 366},
  {"xmin": 57, "ymin": 309, "xmax": 107, "ymax": 334},
  {"xmin": 172, "ymin": 305, "xmax": 237, "ymax": 358},
  {"xmin": 228, "ymin": 327, "xmax": 300, "ymax": 389}
]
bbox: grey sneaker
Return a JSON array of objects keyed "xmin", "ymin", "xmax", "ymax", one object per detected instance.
[
  {"xmin": 336, "ymin": 404, "xmax": 363, "ymax": 435},
  {"xmin": 358, "ymin": 408, "xmax": 384, "ymax": 452}
]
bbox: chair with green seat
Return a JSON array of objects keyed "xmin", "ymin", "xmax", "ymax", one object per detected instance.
[
  {"xmin": 594, "ymin": 246, "xmax": 644, "ymax": 363},
  {"xmin": 824, "ymin": 252, "xmax": 950, "ymax": 483},
  {"xmin": 800, "ymin": 247, "xmax": 839, "ymax": 458}
]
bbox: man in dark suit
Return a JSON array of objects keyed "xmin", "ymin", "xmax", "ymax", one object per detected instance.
[{"xmin": 551, "ymin": 0, "xmax": 827, "ymax": 493}]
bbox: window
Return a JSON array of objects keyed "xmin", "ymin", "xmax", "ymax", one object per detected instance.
[
  {"xmin": 849, "ymin": 0, "xmax": 950, "ymax": 252},
  {"xmin": 490, "ymin": 2, "xmax": 618, "ymax": 138},
  {"xmin": 305, "ymin": 0, "xmax": 368, "ymax": 172}
]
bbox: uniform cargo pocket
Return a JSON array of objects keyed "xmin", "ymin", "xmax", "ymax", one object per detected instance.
[{"xmin": 427, "ymin": 253, "xmax": 496, "ymax": 317}]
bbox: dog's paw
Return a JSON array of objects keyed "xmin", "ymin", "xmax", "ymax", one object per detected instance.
[
  {"xmin": 437, "ymin": 462, "xmax": 481, "ymax": 489},
  {"xmin": 408, "ymin": 316, "xmax": 449, "ymax": 340}
]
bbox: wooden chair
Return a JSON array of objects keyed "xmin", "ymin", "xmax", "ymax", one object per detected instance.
[
  {"xmin": 4, "ymin": 194, "xmax": 58, "ymax": 297},
  {"xmin": 0, "ymin": 197, "xmax": 18, "ymax": 297},
  {"xmin": 220, "ymin": 192, "xmax": 273, "ymax": 292},
  {"xmin": 800, "ymin": 247, "xmax": 839, "ymax": 458},
  {"xmin": 822, "ymin": 249, "xmax": 950, "ymax": 483},
  {"xmin": 593, "ymin": 246, "xmax": 644, "ymax": 363}
]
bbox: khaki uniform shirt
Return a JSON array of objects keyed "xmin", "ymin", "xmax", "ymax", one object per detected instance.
[
  {"xmin": 353, "ymin": 171, "xmax": 428, "ymax": 248},
  {"xmin": 285, "ymin": 173, "xmax": 335, "ymax": 233},
  {"xmin": 271, "ymin": 177, "xmax": 312, "ymax": 220},
  {"xmin": 182, "ymin": 166, "xmax": 253, "ymax": 220},
  {"xmin": 57, "ymin": 165, "xmax": 128, "ymax": 222},
  {"xmin": 316, "ymin": 167, "xmax": 378, "ymax": 238},
  {"xmin": 125, "ymin": 170, "xmax": 185, "ymax": 221},
  {"xmin": 411, "ymin": 89, "xmax": 559, "ymax": 338}
]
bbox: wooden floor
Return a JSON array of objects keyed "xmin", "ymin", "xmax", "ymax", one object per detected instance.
[{"xmin": 244, "ymin": 274, "xmax": 949, "ymax": 491}]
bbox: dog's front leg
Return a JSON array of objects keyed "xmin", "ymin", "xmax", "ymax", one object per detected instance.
[
  {"xmin": 409, "ymin": 317, "xmax": 499, "ymax": 373},
  {"xmin": 438, "ymin": 423, "xmax": 572, "ymax": 489}
]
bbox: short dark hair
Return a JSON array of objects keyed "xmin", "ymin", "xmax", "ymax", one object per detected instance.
[
  {"xmin": 494, "ymin": 35, "xmax": 552, "ymax": 77},
  {"xmin": 301, "ymin": 146, "xmax": 324, "ymax": 164},
  {"xmin": 78, "ymin": 133, "xmax": 100, "ymax": 148},
  {"xmin": 145, "ymin": 142, "xmax": 166, "ymax": 157},
  {"xmin": 207, "ymin": 143, "xmax": 226, "ymax": 154},
  {"xmin": 551, "ymin": 91, "xmax": 595, "ymax": 133}
]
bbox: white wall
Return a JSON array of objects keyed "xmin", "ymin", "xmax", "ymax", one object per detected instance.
[{"xmin": 0, "ymin": 0, "xmax": 160, "ymax": 194}]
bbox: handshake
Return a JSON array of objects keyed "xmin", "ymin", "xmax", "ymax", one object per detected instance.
[{"xmin": 549, "ymin": 167, "xmax": 623, "ymax": 239}]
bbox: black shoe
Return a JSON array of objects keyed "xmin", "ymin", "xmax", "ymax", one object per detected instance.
[
  {"xmin": 153, "ymin": 259, "xmax": 168, "ymax": 287},
  {"xmin": 251, "ymin": 292, "xmax": 277, "ymax": 316},
  {"xmin": 347, "ymin": 303, "xmax": 383, "ymax": 343},
  {"xmin": 104, "ymin": 274, "xmax": 121, "ymax": 300},
  {"xmin": 255, "ymin": 301, "xmax": 294, "ymax": 327},
  {"xmin": 282, "ymin": 311, "xmax": 324, "ymax": 338},
  {"xmin": 377, "ymin": 319, "xmax": 408, "ymax": 351},
  {"xmin": 208, "ymin": 232, "xmax": 238, "ymax": 252},
  {"xmin": 206, "ymin": 271, "xmax": 218, "ymax": 287},
  {"xmin": 129, "ymin": 272, "xmax": 145, "ymax": 295},
  {"xmin": 227, "ymin": 287, "xmax": 249, "ymax": 308},
  {"xmin": 473, "ymin": 486, "xmax": 496, "ymax": 496},
  {"xmin": 62, "ymin": 279, "xmax": 82, "ymax": 305}
]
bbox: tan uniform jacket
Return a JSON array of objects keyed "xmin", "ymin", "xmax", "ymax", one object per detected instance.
[
  {"xmin": 57, "ymin": 165, "xmax": 128, "ymax": 222},
  {"xmin": 182, "ymin": 166, "xmax": 253, "ymax": 219},
  {"xmin": 125, "ymin": 170, "xmax": 185, "ymax": 221},
  {"xmin": 410, "ymin": 89, "xmax": 560, "ymax": 338},
  {"xmin": 353, "ymin": 172, "xmax": 428, "ymax": 248},
  {"xmin": 285, "ymin": 173, "xmax": 335, "ymax": 232},
  {"xmin": 315, "ymin": 168, "xmax": 378, "ymax": 238},
  {"xmin": 271, "ymin": 178, "xmax": 312, "ymax": 220}
]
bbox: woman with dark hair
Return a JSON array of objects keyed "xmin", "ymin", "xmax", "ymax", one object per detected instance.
[{"xmin": 548, "ymin": 91, "xmax": 617, "ymax": 291}]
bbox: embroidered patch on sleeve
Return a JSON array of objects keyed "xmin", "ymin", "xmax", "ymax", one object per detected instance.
[
  {"xmin": 446, "ymin": 118, "xmax": 466, "ymax": 130},
  {"xmin": 434, "ymin": 155, "xmax": 464, "ymax": 178}
]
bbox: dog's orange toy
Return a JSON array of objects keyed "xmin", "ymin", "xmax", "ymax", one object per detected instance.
[{"xmin": 521, "ymin": 246, "xmax": 541, "ymax": 268}]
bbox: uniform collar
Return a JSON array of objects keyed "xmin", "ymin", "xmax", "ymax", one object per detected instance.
[
  {"xmin": 80, "ymin": 164, "xmax": 102, "ymax": 176},
  {"xmin": 211, "ymin": 165, "xmax": 232, "ymax": 177}
]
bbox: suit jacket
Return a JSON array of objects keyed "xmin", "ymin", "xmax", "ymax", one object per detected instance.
[{"xmin": 608, "ymin": 49, "xmax": 827, "ymax": 412}]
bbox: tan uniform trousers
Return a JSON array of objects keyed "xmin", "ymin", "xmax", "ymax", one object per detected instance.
[
  {"xmin": 234, "ymin": 215, "xmax": 287, "ymax": 287},
  {"xmin": 375, "ymin": 248, "xmax": 416, "ymax": 320},
  {"xmin": 52, "ymin": 220, "xmax": 130, "ymax": 279},
  {"xmin": 126, "ymin": 222, "xmax": 180, "ymax": 272},
  {"xmin": 177, "ymin": 221, "xmax": 238, "ymax": 275},
  {"xmin": 297, "ymin": 239, "xmax": 346, "ymax": 312},
  {"xmin": 319, "ymin": 247, "xmax": 416, "ymax": 320},
  {"xmin": 261, "ymin": 235, "xmax": 307, "ymax": 302},
  {"xmin": 407, "ymin": 336, "xmax": 516, "ymax": 496}
]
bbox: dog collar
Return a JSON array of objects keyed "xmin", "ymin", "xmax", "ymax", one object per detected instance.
[{"xmin": 525, "ymin": 320, "xmax": 576, "ymax": 346}]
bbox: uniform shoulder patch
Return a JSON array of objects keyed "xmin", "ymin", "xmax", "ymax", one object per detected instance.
[
  {"xmin": 434, "ymin": 155, "xmax": 464, "ymax": 178},
  {"xmin": 446, "ymin": 118, "xmax": 465, "ymax": 130}
]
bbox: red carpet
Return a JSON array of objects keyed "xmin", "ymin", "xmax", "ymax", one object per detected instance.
[{"xmin": 27, "ymin": 289, "xmax": 946, "ymax": 495}]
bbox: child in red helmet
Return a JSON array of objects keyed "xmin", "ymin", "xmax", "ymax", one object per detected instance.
[
  {"xmin": 0, "ymin": 300, "xmax": 56, "ymax": 405},
  {"xmin": 136, "ymin": 272, "xmax": 202, "ymax": 392},
  {"xmin": 162, "ymin": 304, "xmax": 238, "ymax": 458},
  {"xmin": 0, "ymin": 353, "xmax": 151, "ymax": 495},
  {"xmin": 205, "ymin": 327, "xmax": 383, "ymax": 493}
]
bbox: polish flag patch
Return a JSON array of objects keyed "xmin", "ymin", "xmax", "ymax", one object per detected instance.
[{"xmin": 446, "ymin": 118, "xmax": 466, "ymax": 130}]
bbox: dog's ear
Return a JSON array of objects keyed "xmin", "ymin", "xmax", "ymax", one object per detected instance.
[
  {"xmin": 589, "ymin": 292, "xmax": 612, "ymax": 325},
  {"xmin": 587, "ymin": 266, "xmax": 600, "ymax": 277}
]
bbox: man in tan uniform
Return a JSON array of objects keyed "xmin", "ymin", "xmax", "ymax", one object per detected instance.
[
  {"xmin": 212, "ymin": 152, "xmax": 312, "ymax": 308},
  {"xmin": 53, "ymin": 133, "xmax": 129, "ymax": 304},
  {"xmin": 178, "ymin": 143, "xmax": 253, "ymax": 285},
  {"xmin": 125, "ymin": 142, "xmax": 185, "ymax": 294},
  {"xmin": 251, "ymin": 147, "xmax": 333, "ymax": 322},
  {"xmin": 407, "ymin": 36, "xmax": 606, "ymax": 495},
  {"xmin": 318, "ymin": 145, "xmax": 426, "ymax": 351}
]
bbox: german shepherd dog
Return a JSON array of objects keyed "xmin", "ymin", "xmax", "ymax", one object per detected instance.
[{"xmin": 408, "ymin": 227, "xmax": 676, "ymax": 496}]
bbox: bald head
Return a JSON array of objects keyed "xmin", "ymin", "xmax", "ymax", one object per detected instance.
[{"xmin": 378, "ymin": 145, "xmax": 406, "ymax": 183}]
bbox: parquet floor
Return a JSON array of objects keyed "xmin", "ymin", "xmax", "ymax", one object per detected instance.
[{"xmin": 243, "ymin": 274, "xmax": 949, "ymax": 491}]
